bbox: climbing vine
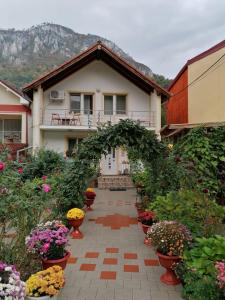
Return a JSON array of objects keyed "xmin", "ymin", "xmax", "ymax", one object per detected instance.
[{"xmin": 56, "ymin": 119, "xmax": 164, "ymax": 215}]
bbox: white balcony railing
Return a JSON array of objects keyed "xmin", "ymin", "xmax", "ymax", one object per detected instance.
[
  {"xmin": 41, "ymin": 109, "xmax": 156, "ymax": 128},
  {"xmin": 0, "ymin": 131, "xmax": 22, "ymax": 143}
]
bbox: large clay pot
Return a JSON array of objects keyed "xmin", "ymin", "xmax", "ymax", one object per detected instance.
[
  {"xmin": 26, "ymin": 296, "xmax": 55, "ymax": 300},
  {"xmin": 141, "ymin": 223, "xmax": 151, "ymax": 245},
  {"xmin": 156, "ymin": 252, "xmax": 181, "ymax": 285},
  {"xmin": 68, "ymin": 218, "xmax": 84, "ymax": 239},
  {"xmin": 41, "ymin": 251, "xmax": 70, "ymax": 270},
  {"xmin": 85, "ymin": 192, "xmax": 96, "ymax": 199},
  {"xmin": 85, "ymin": 198, "xmax": 94, "ymax": 211}
]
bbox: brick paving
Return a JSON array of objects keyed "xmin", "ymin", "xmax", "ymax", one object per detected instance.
[{"xmin": 58, "ymin": 189, "xmax": 183, "ymax": 300}]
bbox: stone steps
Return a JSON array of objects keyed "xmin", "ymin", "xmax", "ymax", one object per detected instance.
[{"xmin": 98, "ymin": 175, "xmax": 134, "ymax": 189}]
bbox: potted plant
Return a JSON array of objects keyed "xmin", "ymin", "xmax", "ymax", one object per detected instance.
[
  {"xmin": 147, "ymin": 221, "xmax": 192, "ymax": 285},
  {"xmin": 67, "ymin": 208, "xmax": 85, "ymax": 239},
  {"xmin": 26, "ymin": 265, "xmax": 64, "ymax": 299},
  {"xmin": 84, "ymin": 188, "xmax": 96, "ymax": 211},
  {"xmin": 26, "ymin": 220, "xmax": 70, "ymax": 270},
  {"xmin": 0, "ymin": 262, "xmax": 25, "ymax": 299},
  {"xmin": 138, "ymin": 211, "xmax": 155, "ymax": 245}
]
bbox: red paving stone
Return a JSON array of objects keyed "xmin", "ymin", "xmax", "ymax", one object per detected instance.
[
  {"xmin": 85, "ymin": 252, "xmax": 99, "ymax": 258},
  {"xmin": 100, "ymin": 271, "xmax": 117, "ymax": 280},
  {"xmin": 103, "ymin": 258, "xmax": 118, "ymax": 265},
  {"xmin": 124, "ymin": 265, "xmax": 139, "ymax": 272},
  {"xmin": 106, "ymin": 247, "xmax": 119, "ymax": 253},
  {"xmin": 124, "ymin": 253, "xmax": 138, "ymax": 259},
  {"xmin": 144, "ymin": 259, "xmax": 159, "ymax": 266},
  {"xmin": 80, "ymin": 264, "xmax": 96, "ymax": 271},
  {"xmin": 67, "ymin": 257, "xmax": 77, "ymax": 264},
  {"xmin": 95, "ymin": 213, "xmax": 137, "ymax": 229}
]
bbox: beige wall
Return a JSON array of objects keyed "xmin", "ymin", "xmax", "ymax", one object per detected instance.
[
  {"xmin": 43, "ymin": 60, "xmax": 152, "ymax": 117},
  {"xmin": 0, "ymin": 84, "xmax": 20, "ymax": 104},
  {"xmin": 188, "ymin": 47, "xmax": 225, "ymax": 123}
]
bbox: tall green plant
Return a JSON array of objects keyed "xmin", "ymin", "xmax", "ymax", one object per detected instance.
[{"xmin": 149, "ymin": 190, "xmax": 225, "ymax": 237}]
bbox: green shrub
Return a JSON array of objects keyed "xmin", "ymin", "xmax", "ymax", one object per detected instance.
[
  {"xmin": 175, "ymin": 126, "xmax": 225, "ymax": 202},
  {"xmin": 21, "ymin": 149, "xmax": 65, "ymax": 180},
  {"xmin": 180, "ymin": 236, "xmax": 225, "ymax": 300},
  {"xmin": 149, "ymin": 190, "xmax": 225, "ymax": 237},
  {"xmin": 144, "ymin": 154, "xmax": 195, "ymax": 200}
]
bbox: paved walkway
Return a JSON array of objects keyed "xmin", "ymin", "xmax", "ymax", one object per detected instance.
[{"xmin": 58, "ymin": 189, "xmax": 183, "ymax": 300}]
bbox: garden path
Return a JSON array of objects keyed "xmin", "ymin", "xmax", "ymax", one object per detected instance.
[{"xmin": 58, "ymin": 189, "xmax": 183, "ymax": 300}]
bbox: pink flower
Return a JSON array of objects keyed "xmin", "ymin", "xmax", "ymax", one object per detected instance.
[
  {"xmin": 18, "ymin": 167, "xmax": 23, "ymax": 174},
  {"xmin": 41, "ymin": 243, "xmax": 50, "ymax": 253},
  {"xmin": 42, "ymin": 175, "xmax": 48, "ymax": 181},
  {"xmin": 42, "ymin": 184, "xmax": 51, "ymax": 193},
  {"xmin": 0, "ymin": 161, "xmax": 5, "ymax": 172}
]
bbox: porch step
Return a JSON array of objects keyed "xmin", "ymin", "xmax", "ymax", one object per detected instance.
[{"xmin": 98, "ymin": 175, "xmax": 134, "ymax": 189}]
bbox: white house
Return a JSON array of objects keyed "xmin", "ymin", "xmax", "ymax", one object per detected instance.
[
  {"xmin": 0, "ymin": 80, "xmax": 31, "ymax": 156},
  {"xmin": 23, "ymin": 41, "xmax": 169, "ymax": 175}
]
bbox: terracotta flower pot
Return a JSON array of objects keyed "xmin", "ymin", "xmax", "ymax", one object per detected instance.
[
  {"xmin": 85, "ymin": 192, "xmax": 96, "ymax": 199},
  {"xmin": 41, "ymin": 251, "xmax": 70, "ymax": 270},
  {"xmin": 68, "ymin": 218, "xmax": 84, "ymax": 239},
  {"xmin": 137, "ymin": 208, "xmax": 145, "ymax": 216},
  {"xmin": 85, "ymin": 198, "xmax": 94, "ymax": 211},
  {"xmin": 156, "ymin": 252, "xmax": 181, "ymax": 285},
  {"xmin": 141, "ymin": 223, "xmax": 151, "ymax": 245},
  {"xmin": 26, "ymin": 296, "xmax": 57, "ymax": 300}
]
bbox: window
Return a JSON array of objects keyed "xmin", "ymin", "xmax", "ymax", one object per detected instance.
[
  {"xmin": 67, "ymin": 138, "xmax": 83, "ymax": 156},
  {"xmin": 84, "ymin": 95, "xmax": 93, "ymax": 115},
  {"xmin": 104, "ymin": 95, "xmax": 113, "ymax": 115},
  {"xmin": 70, "ymin": 93, "xmax": 81, "ymax": 113},
  {"xmin": 116, "ymin": 95, "xmax": 126, "ymax": 114}
]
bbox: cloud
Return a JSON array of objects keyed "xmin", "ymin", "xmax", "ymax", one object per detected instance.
[{"xmin": 1, "ymin": 0, "xmax": 225, "ymax": 77}]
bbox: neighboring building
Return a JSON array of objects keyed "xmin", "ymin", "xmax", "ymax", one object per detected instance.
[
  {"xmin": 164, "ymin": 40, "xmax": 225, "ymax": 138},
  {"xmin": 0, "ymin": 80, "xmax": 31, "ymax": 155},
  {"xmin": 22, "ymin": 41, "xmax": 169, "ymax": 175}
]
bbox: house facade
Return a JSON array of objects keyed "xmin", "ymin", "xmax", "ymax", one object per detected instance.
[
  {"xmin": 165, "ymin": 40, "xmax": 225, "ymax": 133},
  {"xmin": 22, "ymin": 42, "xmax": 169, "ymax": 175},
  {"xmin": 0, "ymin": 80, "xmax": 31, "ymax": 155}
]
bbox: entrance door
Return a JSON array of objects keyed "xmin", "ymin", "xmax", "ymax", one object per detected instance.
[{"xmin": 101, "ymin": 148, "xmax": 117, "ymax": 175}]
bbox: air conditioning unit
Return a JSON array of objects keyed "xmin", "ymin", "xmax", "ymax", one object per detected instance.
[{"xmin": 49, "ymin": 90, "xmax": 65, "ymax": 101}]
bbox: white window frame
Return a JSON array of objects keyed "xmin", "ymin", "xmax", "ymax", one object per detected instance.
[{"xmin": 104, "ymin": 94, "xmax": 127, "ymax": 115}]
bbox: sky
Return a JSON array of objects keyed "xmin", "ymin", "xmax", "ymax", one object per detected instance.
[{"xmin": 1, "ymin": 0, "xmax": 225, "ymax": 78}]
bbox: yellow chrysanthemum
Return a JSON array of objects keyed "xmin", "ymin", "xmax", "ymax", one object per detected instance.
[
  {"xmin": 86, "ymin": 187, "xmax": 94, "ymax": 192},
  {"xmin": 26, "ymin": 266, "xmax": 64, "ymax": 297},
  {"xmin": 67, "ymin": 208, "xmax": 85, "ymax": 220}
]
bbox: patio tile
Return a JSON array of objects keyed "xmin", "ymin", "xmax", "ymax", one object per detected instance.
[
  {"xmin": 124, "ymin": 253, "xmax": 138, "ymax": 259},
  {"xmin": 80, "ymin": 264, "xmax": 96, "ymax": 271},
  {"xmin": 100, "ymin": 271, "xmax": 117, "ymax": 280},
  {"xmin": 85, "ymin": 252, "xmax": 99, "ymax": 258},
  {"xmin": 124, "ymin": 265, "xmax": 139, "ymax": 272},
  {"xmin": 106, "ymin": 247, "xmax": 119, "ymax": 253},
  {"xmin": 103, "ymin": 258, "xmax": 118, "ymax": 265},
  {"xmin": 144, "ymin": 259, "xmax": 160, "ymax": 266}
]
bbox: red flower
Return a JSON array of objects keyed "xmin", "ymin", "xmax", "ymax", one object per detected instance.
[
  {"xmin": 0, "ymin": 162, "xmax": 5, "ymax": 172},
  {"xmin": 42, "ymin": 175, "xmax": 48, "ymax": 181},
  {"xmin": 18, "ymin": 167, "xmax": 23, "ymax": 174}
]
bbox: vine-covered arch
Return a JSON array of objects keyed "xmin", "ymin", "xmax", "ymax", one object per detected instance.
[{"xmin": 59, "ymin": 119, "xmax": 165, "ymax": 213}]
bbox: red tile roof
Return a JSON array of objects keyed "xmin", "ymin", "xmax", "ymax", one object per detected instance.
[{"xmin": 23, "ymin": 41, "xmax": 170, "ymax": 98}]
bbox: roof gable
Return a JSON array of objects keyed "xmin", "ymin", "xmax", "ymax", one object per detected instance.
[
  {"xmin": 168, "ymin": 39, "xmax": 225, "ymax": 91},
  {"xmin": 23, "ymin": 41, "xmax": 170, "ymax": 99},
  {"xmin": 0, "ymin": 79, "xmax": 30, "ymax": 104}
]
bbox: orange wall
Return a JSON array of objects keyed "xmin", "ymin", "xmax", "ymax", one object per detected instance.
[{"xmin": 166, "ymin": 68, "xmax": 188, "ymax": 124}]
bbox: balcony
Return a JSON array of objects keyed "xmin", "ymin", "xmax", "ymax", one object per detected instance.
[{"xmin": 40, "ymin": 109, "xmax": 156, "ymax": 130}]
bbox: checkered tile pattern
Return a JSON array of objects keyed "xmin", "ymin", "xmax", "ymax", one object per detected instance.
[{"xmin": 58, "ymin": 189, "xmax": 183, "ymax": 300}]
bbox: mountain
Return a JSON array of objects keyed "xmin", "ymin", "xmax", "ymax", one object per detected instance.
[{"xmin": 0, "ymin": 23, "xmax": 170, "ymax": 89}]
